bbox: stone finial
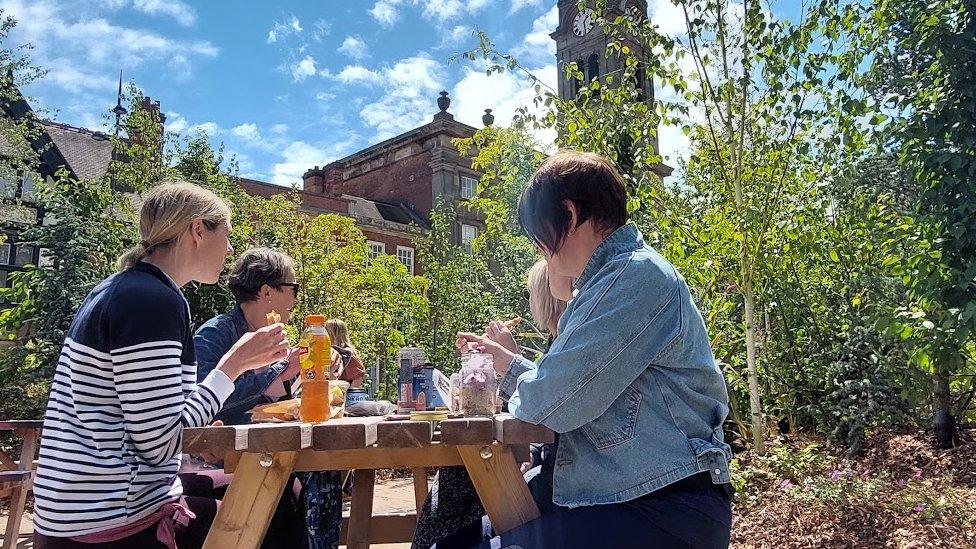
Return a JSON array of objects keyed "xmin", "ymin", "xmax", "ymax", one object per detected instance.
[
  {"xmin": 482, "ymin": 108, "xmax": 495, "ymax": 127},
  {"xmin": 437, "ymin": 91, "xmax": 451, "ymax": 112}
]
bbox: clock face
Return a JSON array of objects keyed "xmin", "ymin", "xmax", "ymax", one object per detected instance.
[{"xmin": 572, "ymin": 8, "xmax": 595, "ymax": 37}]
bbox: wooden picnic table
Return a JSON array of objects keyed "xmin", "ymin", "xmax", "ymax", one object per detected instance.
[
  {"xmin": 182, "ymin": 414, "xmax": 555, "ymax": 549},
  {"xmin": 1, "ymin": 420, "xmax": 43, "ymax": 549}
]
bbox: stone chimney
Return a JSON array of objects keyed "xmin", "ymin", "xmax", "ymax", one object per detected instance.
[
  {"xmin": 303, "ymin": 166, "xmax": 327, "ymax": 194},
  {"xmin": 129, "ymin": 95, "xmax": 165, "ymax": 152}
]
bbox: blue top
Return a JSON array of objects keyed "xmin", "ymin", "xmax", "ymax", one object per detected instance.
[
  {"xmin": 502, "ymin": 224, "xmax": 732, "ymax": 507},
  {"xmin": 193, "ymin": 305, "xmax": 286, "ymax": 425}
]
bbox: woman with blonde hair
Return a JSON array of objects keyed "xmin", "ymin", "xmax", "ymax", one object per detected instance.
[
  {"xmin": 325, "ymin": 318, "xmax": 366, "ymax": 388},
  {"xmin": 32, "ymin": 182, "xmax": 294, "ymax": 548}
]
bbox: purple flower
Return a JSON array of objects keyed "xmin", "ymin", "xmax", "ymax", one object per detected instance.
[
  {"xmin": 895, "ymin": 479, "xmax": 907, "ymax": 488},
  {"xmin": 913, "ymin": 469, "xmax": 924, "ymax": 480},
  {"xmin": 914, "ymin": 503, "xmax": 926, "ymax": 513},
  {"xmin": 779, "ymin": 479, "xmax": 793, "ymax": 490},
  {"xmin": 828, "ymin": 469, "xmax": 842, "ymax": 481},
  {"xmin": 861, "ymin": 468, "xmax": 872, "ymax": 477}
]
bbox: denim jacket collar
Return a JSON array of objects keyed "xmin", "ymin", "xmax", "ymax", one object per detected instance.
[
  {"xmin": 229, "ymin": 304, "xmax": 248, "ymax": 340},
  {"xmin": 576, "ymin": 223, "xmax": 644, "ymax": 289}
]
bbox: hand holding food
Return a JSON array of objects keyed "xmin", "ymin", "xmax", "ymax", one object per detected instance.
[
  {"xmin": 218, "ymin": 323, "xmax": 288, "ymax": 380},
  {"xmin": 486, "ymin": 319, "xmax": 518, "ymax": 354}
]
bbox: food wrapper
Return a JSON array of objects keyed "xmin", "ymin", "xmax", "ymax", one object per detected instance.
[{"xmin": 249, "ymin": 385, "xmax": 346, "ymax": 423}]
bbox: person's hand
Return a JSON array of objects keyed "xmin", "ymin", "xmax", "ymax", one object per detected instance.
[
  {"xmin": 217, "ymin": 323, "xmax": 289, "ymax": 381},
  {"xmin": 280, "ymin": 347, "xmax": 302, "ymax": 380},
  {"xmin": 456, "ymin": 332, "xmax": 517, "ymax": 376},
  {"xmin": 455, "ymin": 333, "xmax": 483, "ymax": 353},
  {"xmin": 486, "ymin": 320, "xmax": 518, "ymax": 354}
]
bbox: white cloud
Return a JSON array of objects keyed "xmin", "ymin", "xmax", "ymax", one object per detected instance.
[
  {"xmin": 368, "ymin": 0, "xmax": 494, "ymax": 27},
  {"xmin": 649, "ymin": 0, "xmax": 687, "ymax": 38},
  {"xmin": 467, "ymin": 0, "xmax": 491, "ymax": 11},
  {"xmin": 272, "ymin": 139, "xmax": 358, "ymax": 186},
  {"xmin": 270, "ymin": 124, "xmax": 289, "ymax": 135},
  {"xmin": 44, "ymin": 59, "xmax": 116, "ymax": 92},
  {"xmin": 132, "ymin": 0, "xmax": 196, "ymax": 26},
  {"xmin": 0, "ymin": 0, "xmax": 218, "ymax": 94},
  {"xmin": 357, "ymin": 55, "xmax": 446, "ymax": 140},
  {"xmin": 311, "ymin": 19, "xmax": 332, "ymax": 42},
  {"xmin": 315, "ymin": 92, "xmax": 337, "ymax": 101},
  {"xmin": 437, "ymin": 25, "xmax": 472, "ymax": 49},
  {"xmin": 165, "ymin": 111, "xmax": 188, "ymax": 133},
  {"xmin": 513, "ymin": 6, "xmax": 557, "ymax": 65},
  {"xmin": 231, "ymin": 122, "xmax": 260, "ymax": 141},
  {"xmin": 452, "ymin": 62, "xmax": 557, "ymax": 148},
  {"xmin": 291, "ymin": 55, "xmax": 317, "ymax": 81},
  {"xmin": 336, "ymin": 65, "xmax": 383, "ymax": 85},
  {"xmin": 338, "ymin": 36, "xmax": 369, "ymax": 60},
  {"xmin": 191, "ymin": 121, "xmax": 220, "ymax": 136},
  {"xmin": 267, "ymin": 15, "xmax": 302, "ymax": 44},
  {"xmin": 510, "ymin": 0, "xmax": 542, "ymax": 14},
  {"xmin": 420, "ymin": 0, "xmax": 463, "ymax": 22},
  {"xmin": 369, "ymin": 1, "xmax": 399, "ymax": 27}
]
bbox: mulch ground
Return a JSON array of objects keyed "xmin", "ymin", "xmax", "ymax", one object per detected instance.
[{"xmin": 731, "ymin": 428, "xmax": 976, "ymax": 548}]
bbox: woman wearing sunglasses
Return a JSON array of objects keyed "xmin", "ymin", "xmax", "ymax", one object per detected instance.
[{"xmin": 194, "ymin": 247, "xmax": 302, "ymax": 425}]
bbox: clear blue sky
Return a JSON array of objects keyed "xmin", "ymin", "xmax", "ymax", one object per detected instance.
[{"xmin": 4, "ymin": 0, "xmax": 801, "ymax": 185}]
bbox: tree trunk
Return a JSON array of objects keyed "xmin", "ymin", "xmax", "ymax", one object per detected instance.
[
  {"xmin": 933, "ymin": 371, "xmax": 955, "ymax": 448},
  {"xmin": 742, "ymin": 255, "xmax": 765, "ymax": 454}
]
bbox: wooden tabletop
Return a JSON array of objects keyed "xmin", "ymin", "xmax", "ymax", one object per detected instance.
[
  {"xmin": 0, "ymin": 420, "xmax": 43, "ymax": 431},
  {"xmin": 182, "ymin": 414, "xmax": 554, "ymax": 455}
]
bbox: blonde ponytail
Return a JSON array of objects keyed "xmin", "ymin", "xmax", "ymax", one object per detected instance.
[{"xmin": 117, "ymin": 181, "xmax": 231, "ymax": 272}]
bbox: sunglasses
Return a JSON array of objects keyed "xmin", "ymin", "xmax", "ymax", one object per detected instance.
[{"xmin": 276, "ymin": 282, "xmax": 300, "ymax": 296}]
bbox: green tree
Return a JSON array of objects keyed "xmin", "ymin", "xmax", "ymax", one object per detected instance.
[
  {"xmin": 831, "ymin": 0, "xmax": 976, "ymax": 446},
  {"xmin": 416, "ymin": 202, "xmax": 498, "ymax": 370}
]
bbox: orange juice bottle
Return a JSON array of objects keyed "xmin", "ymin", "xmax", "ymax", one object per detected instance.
[{"xmin": 299, "ymin": 314, "xmax": 332, "ymax": 423}]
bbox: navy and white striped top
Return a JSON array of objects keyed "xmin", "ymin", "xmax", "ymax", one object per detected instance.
[{"xmin": 32, "ymin": 261, "xmax": 234, "ymax": 537}]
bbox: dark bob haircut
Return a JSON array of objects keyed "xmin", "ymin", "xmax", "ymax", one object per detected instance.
[
  {"xmin": 517, "ymin": 150, "xmax": 628, "ymax": 254},
  {"xmin": 227, "ymin": 247, "xmax": 296, "ymax": 303}
]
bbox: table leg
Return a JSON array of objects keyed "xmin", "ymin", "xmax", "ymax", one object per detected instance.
[
  {"xmin": 202, "ymin": 451, "xmax": 296, "ymax": 549},
  {"xmin": 459, "ymin": 444, "xmax": 540, "ymax": 534},
  {"xmin": 346, "ymin": 468, "xmax": 376, "ymax": 549},
  {"xmin": 3, "ymin": 428, "xmax": 39, "ymax": 549},
  {"xmin": 411, "ymin": 467, "xmax": 428, "ymax": 512}
]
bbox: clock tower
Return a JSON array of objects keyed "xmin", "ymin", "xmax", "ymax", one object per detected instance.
[{"xmin": 551, "ymin": 0, "xmax": 653, "ymax": 108}]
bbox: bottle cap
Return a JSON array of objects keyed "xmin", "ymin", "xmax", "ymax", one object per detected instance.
[{"xmin": 305, "ymin": 314, "xmax": 326, "ymax": 325}]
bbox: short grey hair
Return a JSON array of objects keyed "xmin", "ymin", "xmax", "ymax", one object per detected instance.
[{"xmin": 227, "ymin": 247, "xmax": 295, "ymax": 303}]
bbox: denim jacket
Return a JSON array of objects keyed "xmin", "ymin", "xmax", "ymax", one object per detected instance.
[
  {"xmin": 194, "ymin": 305, "xmax": 286, "ymax": 425},
  {"xmin": 501, "ymin": 224, "xmax": 732, "ymax": 508}
]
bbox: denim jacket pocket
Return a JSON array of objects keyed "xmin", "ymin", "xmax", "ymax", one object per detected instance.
[{"xmin": 581, "ymin": 385, "xmax": 642, "ymax": 449}]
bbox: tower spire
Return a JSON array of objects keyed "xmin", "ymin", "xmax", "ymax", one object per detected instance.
[{"xmin": 112, "ymin": 69, "xmax": 127, "ymax": 135}]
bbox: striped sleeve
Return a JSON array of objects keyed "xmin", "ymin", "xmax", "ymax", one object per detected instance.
[{"xmin": 111, "ymin": 341, "xmax": 234, "ymax": 466}]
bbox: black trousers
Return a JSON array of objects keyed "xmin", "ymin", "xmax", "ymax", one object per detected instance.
[{"xmin": 436, "ymin": 472, "xmax": 732, "ymax": 549}]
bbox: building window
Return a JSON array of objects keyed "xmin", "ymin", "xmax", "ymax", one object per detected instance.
[
  {"xmin": 21, "ymin": 173, "xmax": 37, "ymax": 201},
  {"xmin": 587, "ymin": 53, "xmax": 600, "ymax": 82},
  {"xmin": 396, "ymin": 246, "xmax": 415, "ymax": 274},
  {"xmin": 460, "ymin": 175, "xmax": 478, "ymax": 199},
  {"xmin": 367, "ymin": 241, "xmax": 385, "ymax": 264},
  {"xmin": 461, "ymin": 224, "xmax": 478, "ymax": 253},
  {"xmin": 14, "ymin": 245, "xmax": 34, "ymax": 267},
  {"xmin": 0, "ymin": 243, "xmax": 10, "ymax": 265}
]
